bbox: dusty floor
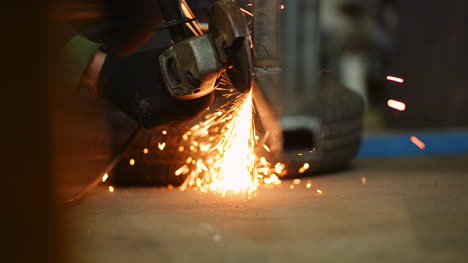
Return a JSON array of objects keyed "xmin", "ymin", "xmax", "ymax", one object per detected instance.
[{"xmin": 66, "ymin": 155, "xmax": 468, "ymax": 263}]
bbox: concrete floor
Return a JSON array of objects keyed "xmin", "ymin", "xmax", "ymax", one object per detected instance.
[{"xmin": 66, "ymin": 155, "xmax": 468, "ymax": 263}]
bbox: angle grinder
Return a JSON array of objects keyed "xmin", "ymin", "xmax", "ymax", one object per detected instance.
[
  {"xmin": 79, "ymin": 0, "xmax": 253, "ymax": 128},
  {"xmin": 159, "ymin": 0, "xmax": 253, "ymax": 99}
]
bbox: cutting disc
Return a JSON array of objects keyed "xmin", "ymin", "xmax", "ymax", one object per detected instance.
[{"xmin": 209, "ymin": 0, "xmax": 253, "ymax": 93}]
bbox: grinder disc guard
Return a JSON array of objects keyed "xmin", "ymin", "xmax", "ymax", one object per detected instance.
[{"xmin": 209, "ymin": 0, "xmax": 253, "ymax": 94}]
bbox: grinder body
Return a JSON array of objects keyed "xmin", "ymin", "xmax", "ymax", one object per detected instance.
[{"xmin": 158, "ymin": 0, "xmax": 253, "ymax": 100}]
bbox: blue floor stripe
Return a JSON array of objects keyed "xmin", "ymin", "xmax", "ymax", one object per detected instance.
[{"xmin": 357, "ymin": 131, "xmax": 468, "ymax": 159}]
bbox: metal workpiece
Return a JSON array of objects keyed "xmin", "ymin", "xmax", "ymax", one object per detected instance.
[
  {"xmin": 252, "ymin": 0, "xmax": 321, "ymax": 152},
  {"xmin": 252, "ymin": 0, "xmax": 321, "ymax": 116},
  {"xmin": 253, "ymin": 0, "xmax": 282, "ymax": 67},
  {"xmin": 253, "ymin": 66, "xmax": 283, "ymax": 112},
  {"xmin": 251, "ymin": 0, "xmax": 283, "ymax": 141},
  {"xmin": 159, "ymin": 35, "xmax": 222, "ymax": 100},
  {"xmin": 252, "ymin": 80, "xmax": 284, "ymax": 156},
  {"xmin": 282, "ymin": 0, "xmax": 321, "ymax": 115},
  {"xmin": 251, "ymin": 0, "xmax": 282, "ymax": 102}
]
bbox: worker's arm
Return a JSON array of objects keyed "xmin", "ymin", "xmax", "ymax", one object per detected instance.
[{"xmin": 56, "ymin": 0, "xmax": 164, "ymax": 56}]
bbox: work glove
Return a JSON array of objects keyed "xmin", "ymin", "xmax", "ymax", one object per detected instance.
[{"xmin": 96, "ymin": 47, "xmax": 215, "ymax": 129}]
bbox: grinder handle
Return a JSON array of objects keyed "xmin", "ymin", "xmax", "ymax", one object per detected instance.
[{"xmin": 158, "ymin": 0, "xmax": 193, "ymax": 43}]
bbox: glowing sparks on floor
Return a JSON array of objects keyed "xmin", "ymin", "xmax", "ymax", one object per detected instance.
[
  {"xmin": 177, "ymin": 91, "xmax": 282, "ymax": 197},
  {"xmin": 387, "ymin": 76, "xmax": 404, "ymax": 83},
  {"xmin": 108, "ymin": 186, "xmax": 115, "ymax": 192},
  {"xmin": 410, "ymin": 136, "xmax": 426, "ymax": 150},
  {"xmin": 316, "ymin": 189, "xmax": 323, "ymax": 194},
  {"xmin": 387, "ymin": 99, "xmax": 406, "ymax": 111}
]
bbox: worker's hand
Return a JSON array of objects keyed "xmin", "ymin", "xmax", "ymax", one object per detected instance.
[
  {"xmin": 80, "ymin": 47, "xmax": 214, "ymax": 129},
  {"xmin": 59, "ymin": 0, "xmax": 163, "ymax": 56}
]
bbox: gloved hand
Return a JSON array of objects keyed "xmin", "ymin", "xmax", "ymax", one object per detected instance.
[
  {"xmin": 97, "ymin": 47, "xmax": 214, "ymax": 129},
  {"xmin": 60, "ymin": 0, "xmax": 164, "ymax": 56},
  {"xmin": 79, "ymin": 43, "xmax": 215, "ymax": 129}
]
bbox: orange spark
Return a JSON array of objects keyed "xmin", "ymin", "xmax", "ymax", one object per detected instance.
[
  {"xmin": 410, "ymin": 136, "xmax": 426, "ymax": 149},
  {"xmin": 158, "ymin": 142, "xmax": 166, "ymax": 150},
  {"xmin": 108, "ymin": 186, "xmax": 115, "ymax": 192},
  {"xmin": 290, "ymin": 185, "xmax": 295, "ymax": 190},
  {"xmin": 280, "ymin": 4, "xmax": 285, "ymax": 9},
  {"xmin": 143, "ymin": 148, "xmax": 149, "ymax": 154},
  {"xmin": 162, "ymin": 130, "xmax": 168, "ymax": 135},
  {"xmin": 175, "ymin": 165, "xmax": 189, "ymax": 176},
  {"xmin": 299, "ymin": 163, "xmax": 310, "ymax": 174},
  {"xmin": 293, "ymin": 179, "xmax": 301, "ymax": 185},
  {"xmin": 316, "ymin": 189, "xmax": 323, "ymax": 194},
  {"xmin": 129, "ymin": 159, "xmax": 135, "ymax": 166},
  {"xmin": 361, "ymin": 177, "xmax": 367, "ymax": 184},
  {"xmin": 102, "ymin": 173, "xmax": 109, "ymax": 183},
  {"xmin": 387, "ymin": 76, "xmax": 404, "ymax": 83},
  {"xmin": 387, "ymin": 99, "xmax": 406, "ymax": 111},
  {"xmin": 274, "ymin": 162, "xmax": 286, "ymax": 175},
  {"xmin": 240, "ymin": 8, "xmax": 253, "ymax": 17},
  {"xmin": 306, "ymin": 182, "xmax": 312, "ymax": 188},
  {"xmin": 262, "ymin": 144, "xmax": 271, "ymax": 152},
  {"xmin": 264, "ymin": 174, "xmax": 280, "ymax": 184}
]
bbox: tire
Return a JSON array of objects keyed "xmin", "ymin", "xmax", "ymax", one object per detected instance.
[{"xmin": 282, "ymin": 77, "xmax": 365, "ymax": 176}]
